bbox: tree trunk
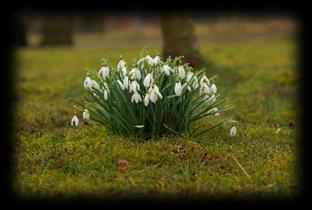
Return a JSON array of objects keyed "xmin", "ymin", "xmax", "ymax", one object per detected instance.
[
  {"xmin": 40, "ymin": 15, "xmax": 73, "ymax": 46},
  {"xmin": 160, "ymin": 14, "xmax": 203, "ymax": 67}
]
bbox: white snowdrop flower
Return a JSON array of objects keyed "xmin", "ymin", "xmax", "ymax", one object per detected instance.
[
  {"xmin": 145, "ymin": 55, "xmax": 154, "ymax": 65},
  {"xmin": 84, "ymin": 77, "xmax": 93, "ymax": 90},
  {"xmin": 149, "ymin": 91, "xmax": 158, "ymax": 103},
  {"xmin": 152, "ymin": 56, "xmax": 160, "ymax": 65},
  {"xmin": 144, "ymin": 73, "xmax": 153, "ymax": 88},
  {"xmin": 117, "ymin": 80, "xmax": 125, "ymax": 90},
  {"xmin": 131, "ymin": 91, "xmax": 142, "ymax": 103},
  {"xmin": 121, "ymin": 67, "xmax": 127, "ymax": 77},
  {"xmin": 214, "ymin": 112, "xmax": 220, "ymax": 116},
  {"xmin": 71, "ymin": 115, "xmax": 79, "ymax": 127},
  {"xmin": 129, "ymin": 80, "xmax": 140, "ymax": 93},
  {"xmin": 91, "ymin": 80, "xmax": 100, "ymax": 91},
  {"xmin": 123, "ymin": 76, "xmax": 129, "ymax": 89},
  {"xmin": 98, "ymin": 66, "xmax": 110, "ymax": 80},
  {"xmin": 129, "ymin": 68, "xmax": 141, "ymax": 80},
  {"xmin": 210, "ymin": 84, "xmax": 217, "ymax": 94},
  {"xmin": 186, "ymin": 72, "xmax": 194, "ymax": 82},
  {"xmin": 178, "ymin": 66, "xmax": 186, "ymax": 79},
  {"xmin": 147, "ymin": 86, "xmax": 160, "ymax": 103},
  {"xmin": 187, "ymin": 85, "xmax": 191, "ymax": 91},
  {"xmin": 230, "ymin": 126, "xmax": 237, "ymax": 137},
  {"xmin": 145, "ymin": 55, "xmax": 160, "ymax": 65},
  {"xmin": 161, "ymin": 65, "xmax": 171, "ymax": 76},
  {"xmin": 82, "ymin": 109, "xmax": 90, "ymax": 120},
  {"xmin": 200, "ymin": 83, "xmax": 210, "ymax": 94},
  {"xmin": 117, "ymin": 59, "xmax": 126, "ymax": 70},
  {"xmin": 174, "ymin": 82, "xmax": 183, "ymax": 96},
  {"xmin": 208, "ymin": 107, "xmax": 218, "ymax": 114},
  {"xmin": 152, "ymin": 84, "xmax": 163, "ymax": 99},
  {"xmin": 144, "ymin": 94, "xmax": 150, "ymax": 106},
  {"xmin": 200, "ymin": 75, "xmax": 210, "ymax": 86},
  {"xmin": 103, "ymin": 89, "xmax": 109, "ymax": 100}
]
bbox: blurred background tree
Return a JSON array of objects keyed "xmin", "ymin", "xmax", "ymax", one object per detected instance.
[
  {"xmin": 160, "ymin": 14, "xmax": 204, "ymax": 67},
  {"xmin": 40, "ymin": 14, "xmax": 73, "ymax": 46},
  {"xmin": 18, "ymin": 12, "xmax": 296, "ymax": 58}
]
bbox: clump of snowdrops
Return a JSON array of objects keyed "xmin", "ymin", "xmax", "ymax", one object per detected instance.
[{"xmin": 71, "ymin": 53, "xmax": 235, "ymax": 139}]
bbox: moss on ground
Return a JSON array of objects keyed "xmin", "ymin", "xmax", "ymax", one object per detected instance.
[{"xmin": 13, "ymin": 37, "xmax": 299, "ymax": 198}]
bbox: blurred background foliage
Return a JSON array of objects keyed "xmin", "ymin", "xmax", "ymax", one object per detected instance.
[{"xmin": 13, "ymin": 12, "xmax": 296, "ymax": 66}]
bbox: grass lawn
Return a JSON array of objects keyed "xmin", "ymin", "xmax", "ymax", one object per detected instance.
[{"xmin": 13, "ymin": 36, "xmax": 299, "ymax": 199}]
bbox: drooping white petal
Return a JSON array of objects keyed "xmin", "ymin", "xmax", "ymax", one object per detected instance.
[
  {"xmin": 178, "ymin": 66, "xmax": 186, "ymax": 79},
  {"xmin": 91, "ymin": 80, "xmax": 100, "ymax": 91},
  {"xmin": 123, "ymin": 76, "xmax": 129, "ymax": 89},
  {"xmin": 130, "ymin": 68, "xmax": 141, "ymax": 80},
  {"xmin": 129, "ymin": 80, "xmax": 140, "ymax": 93},
  {"xmin": 82, "ymin": 109, "xmax": 90, "ymax": 120},
  {"xmin": 161, "ymin": 65, "xmax": 171, "ymax": 76},
  {"xmin": 186, "ymin": 72, "xmax": 194, "ymax": 82},
  {"xmin": 121, "ymin": 67, "xmax": 127, "ymax": 77},
  {"xmin": 144, "ymin": 94, "xmax": 150, "ymax": 106},
  {"xmin": 153, "ymin": 85, "xmax": 163, "ymax": 99},
  {"xmin": 230, "ymin": 126, "xmax": 237, "ymax": 137},
  {"xmin": 145, "ymin": 55, "xmax": 154, "ymax": 65},
  {"xmin": 117, "ymin": 59, "xmax": 126, "ymax": 70},
  {"xmin": 152, "ymin": 56, "xmax": 160, "ymax": 65},
  {"xmin": 200, "ymin": 75, "xmax": 210, "ymax": 86},
  {"xmin": 71, "ymin": 115, "xmax": 79, "ymax": 127},
  {"xmin": 143, "ymin": 73, "xmax": 153, "ymax": 88},
  {"xmin": 84, "ymin": 77, "xmax": 93, "ymax": 90},
  {"xmin": 200, "ymin": 83, "xmax": 210, "ymax": 94},
  {"xmin": 210, "ymin": 84, "xmax": 217, "ymax": 94},
  {"xmin": 131, "ymin": 91, "xmax": 142, "ymax": 103},
  {"xmin": 149, "ymin": 91, "xmax": 158, "ymax": 103},
  {"xmin": 174, "ymin": 82, "xmax": 183, "ymax": 96},
  {"xmin": 98, "ymin": 66, "xmax": 110, "ymax": 80}
]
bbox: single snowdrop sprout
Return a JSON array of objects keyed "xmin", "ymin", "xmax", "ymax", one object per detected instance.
[
  {"xmin": 230, "ymin": 126, "xmax": 237, "ymax": 137},
  {"xmin": 82, "ymin": 109, "xmax": 90, "ymax": 120},
  {"xmin": 71, "ymin": 115, "xmax": 79, "ymax": 127}
]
